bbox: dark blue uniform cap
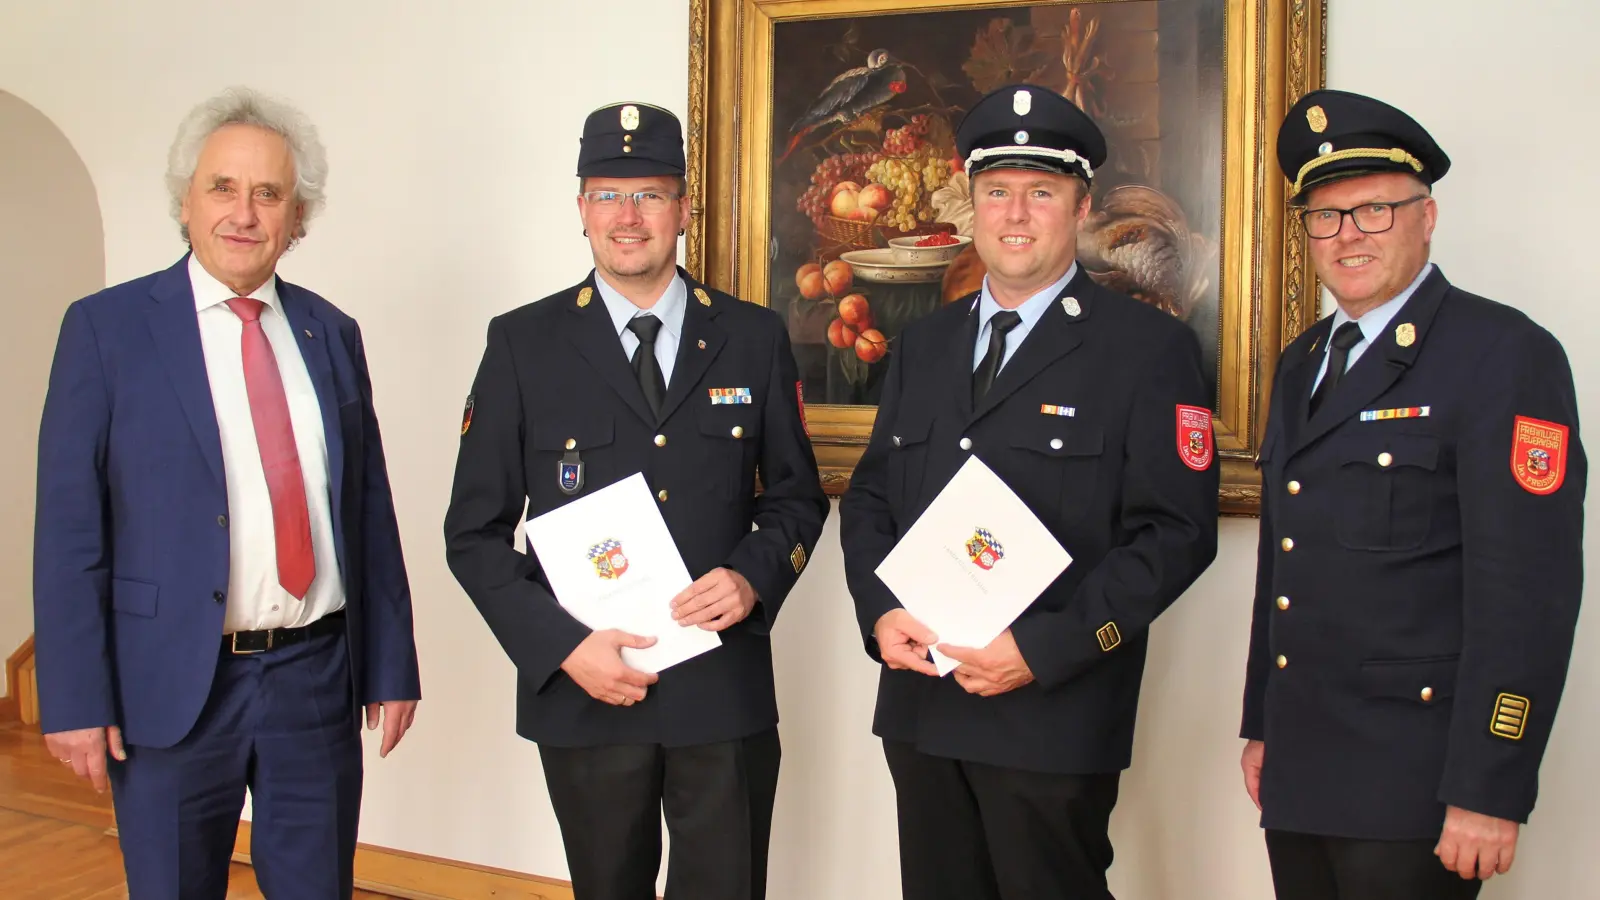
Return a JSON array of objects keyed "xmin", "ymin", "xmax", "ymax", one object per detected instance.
[
  {"xmin": 577, "ymin": 102, "xmax": 686, "ymax": 179},
  {"xmin": 1278, "ymin": 89, "xmax": 1450, "ymax": 204},
  {"xmin": 955, "ymin": 84, "xmax": 1107, "ymax": 182}
]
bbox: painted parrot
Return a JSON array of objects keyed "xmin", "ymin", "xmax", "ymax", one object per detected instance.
[{"xmin": 778, "ymin": 48, "xmax": 907, "ymax": 162}]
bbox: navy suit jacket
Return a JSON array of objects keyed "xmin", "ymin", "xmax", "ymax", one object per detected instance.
[{"xmin": 33, "ymin": 255, "xmax": 421, "ymax": 748}]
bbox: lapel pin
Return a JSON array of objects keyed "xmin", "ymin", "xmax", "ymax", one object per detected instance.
[
  {"xmin": 1061, "ymin": 296, "xmax": 1081, "ymax": 316},
  {"xmin": 576, "ymin": 287, "xmax": 593, "ymax": 308},
  {"xmin": 695, "ymin": 288, "xmax": 712, "ymax": 307},
  {"xmin": 1395, "ymin": 322, "xmax": 1416, "ymax": 347},
  {"xmin": 698, "ymin": 339, "xmax": 707, "ymax": 350},
  {"xmin": 303, "ymin": 329, "xmax": 314, "ymax": 339},
  {"xmin": 1309, "ymin": 336, "xmax": 1321, "ymax": 354}
]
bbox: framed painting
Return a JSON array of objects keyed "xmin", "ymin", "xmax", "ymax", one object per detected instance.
[{"xmin": 685, "ymin": 0, "xmax": 1327, "ymax": 514}]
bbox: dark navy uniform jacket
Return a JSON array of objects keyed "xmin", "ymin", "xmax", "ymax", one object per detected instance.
[
  {"xmin": 841, "ymin": 266, "xmax": 1219, "ymax": 774},
  {"xmin": 1242, "ymin": 266, "xmax": 1586, "ymax": 839},
  {"xmin": 444, "ymin": 267, "xmax": 828, "ymax": 748}
]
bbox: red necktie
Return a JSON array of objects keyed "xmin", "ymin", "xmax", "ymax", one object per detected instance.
[{"xmin": 225, "ymin": 298, "xmax": 315, "ymax": 600}]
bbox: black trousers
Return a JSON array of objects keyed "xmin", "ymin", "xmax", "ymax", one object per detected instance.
[
  {"xmin": 883, "ymin": 740, "xmax": 1120, "ymax": 900},
  {"xmin": 539, "ymin": 727, "xmax": 781, "ymax": 900},
  {"xmin": 1266, "ymin": 830, "xmax": 1484, "ymax": 900}
]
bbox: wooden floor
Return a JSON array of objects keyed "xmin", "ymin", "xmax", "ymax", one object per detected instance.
[{"xmin": 0, "ymin": 718, "xmax": 391, "ymax": 899}]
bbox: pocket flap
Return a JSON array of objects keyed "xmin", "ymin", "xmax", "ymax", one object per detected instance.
[
  {"xmin": 1338, "ymin": 432, "xmax": 1439, "ymax": 470},
  {"xmin": 1360, "ymin": 655, "xmax": 1458, "ymax": 703},
  {"xmin": 698, "ymin": 408, "xmax": 761, "ymax": 442},
  {"xmin": 531, "ymin": 417, "xmax": 614, "ymax": 451},
  {"xmin": 1010, "ymin": 420, "xmax": 1104, "ymax": 457},
  {"xmin": 890, "ymin": 415, "xmax": 933, "ymax": 448},
  {"xmin": 111, "ymin": 577, "xmax": 159, "ymax": 618}
]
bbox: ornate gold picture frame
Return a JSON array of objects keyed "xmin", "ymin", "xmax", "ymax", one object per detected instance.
[{"xmin": 686, "ymin": 0, "xmax": 1327, "ymax": 515}]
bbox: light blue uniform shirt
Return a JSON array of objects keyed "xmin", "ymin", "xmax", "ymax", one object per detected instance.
[
  {"xmin": 595, "ymin": 271, "xmax": 686, "ymax": 387},
  {"xmin": 971, "ymin": 263, "xmax": 1079, "ymax": 371},
  {"xmin": 1312, "ymin": 262, "xmax": 1433, "ymax": 392}
]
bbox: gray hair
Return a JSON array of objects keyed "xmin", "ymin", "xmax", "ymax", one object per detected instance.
[{"xmin": 165, "ymin": 86, "xmax": 328, "ymax": 244}]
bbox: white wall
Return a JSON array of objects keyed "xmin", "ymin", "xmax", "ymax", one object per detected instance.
[
  {"xmin": 1, "ymin": 2, "xmax": 1595, "ymax": 897},
  {"xmin": 0, "ymin": 89, "xmax": 104, "ymax": 693}
]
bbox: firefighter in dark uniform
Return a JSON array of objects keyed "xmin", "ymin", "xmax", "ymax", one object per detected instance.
[
  {"xmin": 839, "ymin": 84, "xmax": 1220, "ymax": 900},
  {"xmin": 1239, "ymin": 89, "xmax": 1586, "ymax": 899},
  {"xmin": 443, "ymin": 102, "xmax": 828, "ymax": 900}
]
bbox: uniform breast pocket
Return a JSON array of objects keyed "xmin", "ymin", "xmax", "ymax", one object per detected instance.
[
  {"xmin": 1335, "ymin": 433, "xmax": 1439, "ymax": 551},
  {"xmin": 1008, "ymin": 419, "xmax": 1103, "ymax": 522},
  {"xmin": 530, "ymin": 416, "xmax": 616, "ymax": 502},
  {"xmin": 697, "ymin": 406, "xmax": 762, "ymax": 499},
  {"xmin": 886, "ymin": 416, "xmax": 932, "ymax": 510}
]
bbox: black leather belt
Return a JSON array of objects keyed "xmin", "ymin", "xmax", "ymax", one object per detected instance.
[{"xmin": 224, "ymin": 610, "xmax": 345, "ymax": 655}]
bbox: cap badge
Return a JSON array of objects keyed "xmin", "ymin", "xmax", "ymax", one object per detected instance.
[
  {"xmin": 1015, "ymin": 130, "xmax": 1029, "ymax": 144},
  {"xmin": 1395, "ymin": 322, "xmax": 1416, "ymax": 347},
  {"xmin": 1013, "ymin": 89, "xmax": 1032, "ymax": 116},
  {"xmin": 1307, "ymin": 104, "xmax": 1328, "ymax": 133},
  {"xmin": 620, "ymin": 105, "xmax": 640, "ymax": 131},
  {"xmin": 1317, "ymin": 141, "xmax": 1333, "ymax": 156}
]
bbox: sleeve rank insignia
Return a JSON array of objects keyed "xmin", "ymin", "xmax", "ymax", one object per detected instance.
[
  {"xmin": 695, "ymin": 288, "xmax": 713, "ymax": 307},
  {"xmin": 790, "ymin": 543, "xmax": 808, "ymax": 574},
  {"xmin": 576, "ymin": 287, "xmax": 593, "ymax": 308},
  {"xmin": 1096, "ymin": 621, "xmax": 1122, "ymax": 652},
  {"xmin": 1490, "ymin": 693, "xmax": 1530, "ymax": 740}
]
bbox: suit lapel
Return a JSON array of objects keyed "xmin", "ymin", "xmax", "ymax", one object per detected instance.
[
  {"xmin": 145, "ymin": 257, "xmax": 227, "ymax": 490},
  {"xmin": 658, "ymin": 269, "xmax": 726, "ymax": 424},
  {"xmin": 562, "ymin": 273, "xmax": 657, "ymax": 426},
  {"xmin": 969, "ymin": 268, "xmax": 1091, "ymax": 425},
  {"xmin": 1275, "ymin": 316, "xmax": 1332, "ymax": 452},
  {"xmin": 943, "ymin": 295, "xmax": 981, "ymax": 421},
  {"xmin": 1289, "ymin": 268, "xmax": 1450, "ymax": 455},
  {"xmin": 278, "ymin": 281, "xmax": 346, "ymax": 527}
]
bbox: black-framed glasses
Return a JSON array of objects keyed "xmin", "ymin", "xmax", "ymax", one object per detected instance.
[
  {"xmin": 580, "ymin": 190, "xmax": 680, "ymax": 215},
  {"xmin": 1300, "ymin": 195, "xmax": 1427, "ymax": 239}
]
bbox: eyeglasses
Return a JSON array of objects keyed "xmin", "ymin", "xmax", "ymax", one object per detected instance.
[
  {"xmin": 1299, "ymin": 195, "xmax": 1427, "ymax": 239},
  {"xmin": 581, "ymin": 190, "xmax": 680, "ymax": 215}
]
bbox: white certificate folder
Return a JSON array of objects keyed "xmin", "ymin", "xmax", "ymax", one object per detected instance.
[
  {"xmin": 874, "ymin": 455, "xmax": 1072, "ymax": 675},
  {"xmin": 524, "ymin": 473, "xmax": 720, "ymax": 673}
]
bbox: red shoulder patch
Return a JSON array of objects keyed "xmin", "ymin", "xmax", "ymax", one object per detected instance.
[
  {"xmin": 796, "ymin": 381, "xmax": 809, "ymax": 435},
  {"xmin": 1511, "ymin": 415, "xmax": 1568, "ymax": 495},
  {"xmin": 1176, "ymin": 405, "xmax": 1214, "ymax": 471}
]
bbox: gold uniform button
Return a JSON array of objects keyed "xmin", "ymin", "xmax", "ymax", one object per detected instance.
[
  {"xmin": 1287, "ymin": 480, "xmax": 1301, "ymax": 495},
  {"xmin": 1420, "ymin": 686, "xmax": 1434, "ymax": 702},
  {"xmin": 654, "ymin": 434, "xmax": 667, "ymax": 447},
  {"xmin": 1281, "ymin": 537, "xmax": 1294, "ymax": 552},
  {"xmin": 1277, "ymin": 596, "xmax": 1290, "ymax": 610},
  {"xmin": 1378, "ymin": 452, "xmax": 1393, "ymax": 467},
  {"xmin": 731, "ymin": 425, "xmax": 744, "ymax": 438},
  {"xmin": 565, "ymin": 438, "xmax": 576, "ymax": 450},
  {"xmin": 656, "ymin": 490, "xmax": 668, "ymax": 502},
  {"xmin": 1276, "ymin": 655, "xmax": 1288, "ymax": 669}
]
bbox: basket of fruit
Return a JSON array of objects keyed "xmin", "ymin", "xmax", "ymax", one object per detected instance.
[{"xmin": 796, "ymin": 114, "xmax": 959, "ymax": 253}]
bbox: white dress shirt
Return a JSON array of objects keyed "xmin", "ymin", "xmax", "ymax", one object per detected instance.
[
  {"xmin": 189, "ymin": 255, "xmax": 344, "ymax": 633},
  {"xmin": 595, "ymin": 270, "xmax": 687, "ymax": 387},
  {"xmin": 1312, "ymin": 262, "xmax": 1434, "ymax": 392},
  {"xmin": 972, "ymin": 263, "xmax": 1079, "ymax": 371}
]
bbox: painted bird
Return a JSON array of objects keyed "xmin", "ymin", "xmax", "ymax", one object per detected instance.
[{"xmin": 779, "ymin": 49, "xmax": 907, "ymax": 162}]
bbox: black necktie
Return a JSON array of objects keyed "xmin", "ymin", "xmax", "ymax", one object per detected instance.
[
  {"xmin": 627, "ymin": 315, "xmax": 666, "ymax": 419},
  {"xmin": 972, "ymin": 311, "xmax": 1023, "ymax": 407},
  {"xmin": 1308, "ymin": 321, "xmax": 1364, "ymax": 417}
]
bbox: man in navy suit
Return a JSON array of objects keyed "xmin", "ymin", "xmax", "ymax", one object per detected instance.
[{"xmin": 32, "ymin": 86, "xmax": 421, "ymax": 898}]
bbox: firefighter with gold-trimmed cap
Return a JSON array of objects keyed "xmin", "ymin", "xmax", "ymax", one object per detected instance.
[{"xmin": 1240, "ymin": 88, "xmax": 1586, "ymax": 899}]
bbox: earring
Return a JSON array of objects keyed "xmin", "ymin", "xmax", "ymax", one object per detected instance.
[
  {"xmin": 679, "ymin": 229, "xmax": 685, "ymax": 236},
  {"xmin": 583, "ymin": 229, "xmax": 588, "ymax": 236}
]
